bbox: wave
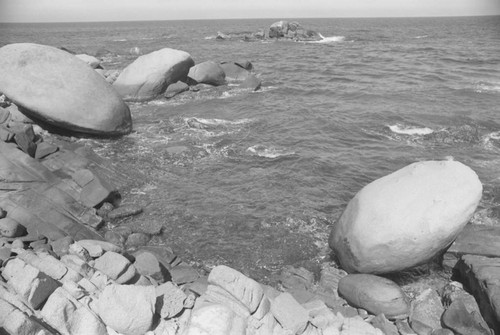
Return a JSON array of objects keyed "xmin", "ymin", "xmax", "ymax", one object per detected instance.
[
  {"xmin": 113, "ymin": 39, "xmax": 127, "ymax": 42},
  {"xmin": 474, "ymin": 81, "xmax": 500, "ymax": 93},
  {"xmin": 414, "ymin": 35, "xmax": 429, "ymax": 39},
  {"xmin": 246, "ymin": 145, "xmax": 296, "ymax": 159},
  {"xmin": 388, "ymin": 124, "xmax": 434, "ymax": 135},
  {"xmin": 308, "ymin": 34, "xmax": 345, "ymax": 44},
  {"xmin": 186, "ymin": 117, "xmax": 252, "ymax": 127}
]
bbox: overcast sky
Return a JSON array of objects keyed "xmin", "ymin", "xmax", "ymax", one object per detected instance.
[{"xmin": 1, "ymin": 0, "xmax": 499, "ymax": 23}]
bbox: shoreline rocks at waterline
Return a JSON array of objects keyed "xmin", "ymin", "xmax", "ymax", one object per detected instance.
[
  {"xmin": 329, "ymin": 160, "xmax": 483, "ymax": 274},
  {"xmin": 113, "ymin": 47, "xmax": 194, "ymax": 102},
  {"xmin": 0, "ymin": 43, "xmax": 132, "ymax": 136}
]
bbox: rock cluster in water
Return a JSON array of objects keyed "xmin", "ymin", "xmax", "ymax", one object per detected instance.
[{"xmin": 0, "ymin": 40, "xmax": 499, "ymax": 334}]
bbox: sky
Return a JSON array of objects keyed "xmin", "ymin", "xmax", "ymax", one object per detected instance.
[{"xmin": 0, "ymin": 0, "xmax": 499, "ymax": 23}]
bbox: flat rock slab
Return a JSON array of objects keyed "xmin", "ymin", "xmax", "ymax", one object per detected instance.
[
  {"xmin": 457, "ymin": 254, "xmax": 500, "ymax": 334},
  {"xmin": 444, "ymin": 224, "xmax": 500, "ymax": 269}
]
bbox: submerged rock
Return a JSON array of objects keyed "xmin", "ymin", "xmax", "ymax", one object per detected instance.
[
  {"xmin": 0, "ymin": 43, "xmax": 132, "ymax": 136},
  {"xmin": 329, "ymin": 160, "xmax": 482, "ymax": 273},
  {"xmin": 187, "ymin": 61, "xmax": 226, "ymax": 86},
  {"xmin": 113, "ymin": 47, "xmax": 194, "ymax": 101}
]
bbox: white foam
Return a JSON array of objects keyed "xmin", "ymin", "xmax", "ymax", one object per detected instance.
[
  {"xmin": 247, "ymin": 145, "xmax": 295, "ymax": 158},
  {"xmin": 309, "ymin": 34, "xmax": 345, "ymax": 44},
  {"xmin": 414, "ymin": 35, "xmax": 429, "ymax": 39},
  {"xmin": 187, "ymin": 117, "xmax": 252, "ymax": 126},
  {"xmin": 388, "ymin": 124, "xmax": 434, "ymax": 135},
  {"xmin": 475, "ymin": 81, "xmax": 500, "ymax": 93}
]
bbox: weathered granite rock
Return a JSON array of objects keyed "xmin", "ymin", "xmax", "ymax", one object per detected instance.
[
  {"xmin": 0, "ymin": 217, "xmax": 26, "ymax": 238},
  {"xmin": 205, "ymin": 284, "xmax": 251, "ymax": 318},
  {"xmin": 34, "ymin": 141, "xmax": 58, "ymax": 159},
  {"xmin": 187, "ymin": 61, "xmax": 226, "ymax": 86},
  {"xmin": 269, "ymin": 20, "xmax": 289, "ymax": 38},
  {"xmin": 239, "ymin": 74, "xmax": 262, "ymax": 91},
  {"xmin": 96, "ymin": 284, "xmax": 156, "ymax": 335},
  {"xmin": 279, "ymin": 265, "xmax": 315, "ymax": 291},
  {"xmin": 338, "ymin": 274, "xmax": 410, "ymax": 319},
  {"xmin": 184, "ymin": 302, "xmax": 246, "ymax": 335},
  {"xmin": 410, "ymin": 288, "xmax": 445, "ymax": 330},
  {"xmin": 94, "ymin": 251, "xmax": 138, "ymax": 284},
  {"xmin": 113, "ymin": 47, "xmax": 194, "ymax": 101},
  {"xmin": 42, "ymin": 287, "xmax": 107, "ymax": 335},
  {"xmin": 441, "ymin": 299, "xmax": 492, "ymax": 335},
  {"xmin": 270, "ymin": 292, "xmax": 309, "ymax": 334},
  {"xmin": 444, "ymin": 224, "xmax": 500, "ymax": 269},
  {"xmin": 170, "ymin": 264, "xmax": 200, "ymax": 285},
  {"xmin": 329, "ymin": 160, "xmax": 482, "ymax": 273},
  {"xmin": 457, "ymin": 254, "xmax": 500, "ymax": 334},
  {"xmin": 3, "ymin": 257, "xmax": 60, "ymax": 309},
  {"xmin": 219, "ymin": 62, "xmax": 250, "ymax": 80},
  {"xmin": 0, "ymin": 43, "xmax": 132, "ymax": 136},
  {"xmin": 0, "ymin": 299, "xmax": 53, "ymax": 335},
  {"xmin": 165, "ymin": 81, "xmax": 189, "ymax": 99},
  {"xmin": 125, "ymin": 232, "xmax": 150, "ymax": 249},
  {"xmin": 133, "ymin": 250, "xmax": 166, "ymax": 282},
  {"xmin": 208, "ymin": 265, "xmax": 264, "ymax": 313},
  {"xmin": 155, "ymin": 282, "xmax": 187, "ymax": 319}
]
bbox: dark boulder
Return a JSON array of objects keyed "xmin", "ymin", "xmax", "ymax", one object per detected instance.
[{"xmin": 187, "ymin": 61, "xmax": 226, "ymax": 86}]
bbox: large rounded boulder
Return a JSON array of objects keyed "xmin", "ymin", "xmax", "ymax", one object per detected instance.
[
  {"xmin": 113, "ymin": 48, "xmax": 194, "ymax": 102},
  {"xmin": 329, "ymin": 160, "xmax": 482, "ymax": 274},
  {"xmin": 187, "ymin": 61, "xmax": 226, "ymax": 86},
  {"xmin": 0, "ymin": 43, "xmax": 132, "ymax": 136}
]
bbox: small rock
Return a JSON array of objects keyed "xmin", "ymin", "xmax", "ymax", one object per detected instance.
[
  {"xmin": 270, "ymin": 292, "xmax": 309, "ymax": 334},
  {"xmin": 431, "ymin": 329, "xmax": 454, "ymax": 335},
  {"xmin": 338, "ymin": 274, "xmax": 410, "ymax": 319},
  {"xmin": 50, "ymin": 236, "xmax": 74, "ymax": 258},
  {"xmin": 441, "ymin": 299, "xmax": 492, "ymax": 335},
  {"xmin": 170, "ymin": 264, "xmax": 200, "ymax": 285},
  {"xmin": 279, "ymin": 265, "xmax": 314, "ymax": 291},
  {"xmin": 0, "ymin": 217, "xmax": 27, "ymax": 238},
  {"xmin": 371, "ymin": 313, "xmax": 399, "ymax": 335},
  {"xmin": 133, "ymin": 250, "xmax": 167, "ymax": 282},
  {"xmin": 155, "ymin": 282, "xmax": 187, "ymax": 319},
  {"xmin": 183, "ymin": 303, "xmax": 246, "ymax": 335},
  {"xmin": 0, "ymin": 246, "xmax": 12, "ymax": 266},
  {"xmin": 107, "ymin": 204, "xmax": 143, "ymax": 220},
  {"xmin": 13, "ymin": 124, "xmax": 37, "ymax": 157},
  {"xmin": 34, "ymin": 142, "xmax": 58, "ymax": 159},
  {"xmin": 68, "ymin": 242, "xmax": 92, "ymax": 262},
  {"xmin": 97, "ymin": 202, "xmax": 114, "ymax": 217},
  {"xmin": 125, "ymin": 232, "xmax": 150, "ymax": 249},
  {"xmin": 104, "ymin": 231, "xmax": 126, "ymax": 246},
  {"xmin": 94, "ymin": 251, "xmax": 138, "ymax": 284},
  {"xmin": 239, "ymin": 74, "xmax": 261, "ymax": 91},
  {"xmin": 11, "ymin": 239, "xmax": 25, "ymax": 249},
  {"xmin": 410, "ymin": 288, "xmax": 445, "ymax": 330},
  {"xmin": 164, "ymin": 81, "xmax": 189, "ymax": 99},
  {"xmin": 77, "ymin": 239, "xmax": 122, "ymax": 254},
  {"xmin": 96, "ymin": 284, "xmax": 156, "ymax": 335}
]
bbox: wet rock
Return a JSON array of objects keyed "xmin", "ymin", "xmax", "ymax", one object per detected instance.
[
  {"xmin": 187, "ymin": 61, "xmax": 226, "ymax": 86},
  {"xmin": 93, "ymin": 251, "xmax": 138, "ymax": 284},
  {"xmin": 444, "ymin": 224, "xmax": 500, "ymax": 269},
  {"xmin": 0, "ymin": 217, "xmax": 26, "ymax": 238},
  {"xmin": 104, "ymin": 231, "xmax": 126, "ymax": 247},
  {"xmin": 75, "ymin": 53, "xmax": 101, "ymax": 68},
  {"xmin": 170, "ymin": 264, "xmax": 200, "ymax": 285},
  {"xmin": 441, "ymin": 299, "xmax": 492, "ymax": 335},
  {"xmin": 279, "ymin": 265, "xmax": 314, "ymax": 291},
  {"xmin": 133, "ymin": 250, "xmax": 166, "ymax": 282},
  {"xmin": 329, "ymin": 160, "xmax": 482, "ymax": 273},
  {"xmin": 208, "ymin": 265, "xmax": 263, "ymax": 313},
  {"xmin": 270, "ymin": 292, "xmax": 309, "ymax": 334},
  {"xmin": 34, "ymin": 141, "xmax": 58, "ymax": 159},
  {"xmin": 338, "ymin": 274, "xmax": 410, "ymax": 319},
  {"xmin": 155, "ymin": 282, "xmax": 187, "ymax": 319},
  {"xmin": 125, "ymin": 232, "xmax": 150, "ymax": 249},
  {"xmin": 13, "ymin": 124, "xmax": 37, "ymax": 157},
  {"xmin": 165, "ymin": 81, "xmax": 189, "ymax": 99},
  {"xmin": 0, "ymin": 43, "xmax": 132, "ymax": 136},
  {"xmin": 219, "ymin": 62, "xmax": 250, "ymax": 80},
  {"xmin": 3, "ymin": 257, "xmax": 60, "ymax": 309},
  {"xmin": 410, "ymin": 288, "xmax": 445, "ymax": 330},
  {"xmin": 107, "ymin": 204, "xmax": 143, "ymax": 220},
  {"xmin": 96, "ymin": 201, "xmax": 114, "ymax": 217},
  {"xmin": 269, "ymin": 20, "xmax": 289, "ymax": 38},
  {"xmin": 457, "ymin": 254, "xmax": 500, "ymax": 333},
  {"xmin": 113, "ymin": 47, "xmax": 194, "ymax": 102},
  {"xmin": 239, "ymin": 74, "xmax": 261, "ymax": 91},
  {"xmin": 96, "ymin": 284, "xmax": 156, "ymax": 335},
  {"xmin": 41, "ymin": 287, "xmax": 107, "ymax": 335},
  {"xmin": 71, "ymin": 168, "xmax": 116, "ymax": 208}
]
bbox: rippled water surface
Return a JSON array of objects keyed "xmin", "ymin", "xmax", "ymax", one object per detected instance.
[{"xmin": 2, "ymin": 16, "xmax": 500, "ymax": 283}]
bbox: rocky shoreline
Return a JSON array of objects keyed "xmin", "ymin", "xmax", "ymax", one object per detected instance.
[{"xmin": 1, "ymin": 24, "xmax": 500, "ymax": 334}]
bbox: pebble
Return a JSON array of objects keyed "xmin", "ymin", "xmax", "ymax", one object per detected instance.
[{"xmin": 0, "ymin": 217, "xmax": 27, "ymax": 238}]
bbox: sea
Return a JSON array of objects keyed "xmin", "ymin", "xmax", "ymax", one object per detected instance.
[{"xmin": 1, "ymin": 16, "xmax": 499, "ymax": 283}]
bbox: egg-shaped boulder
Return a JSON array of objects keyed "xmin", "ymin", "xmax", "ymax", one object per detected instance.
[
  {"xmin": 187, "ymin": 61, "xmax": 226, "ymax": 86},
  {"xmin": 113, "ymin": 48, "xmax": 194, "ymax": 102},
  {"xmin": 329, "ymin": 160, "xmax": 482, "ymax": 274},
  {"xmin": 0, "ymin": 43, "xmax": 132, "ymax": 136},
  {"xmin": 338, "ymin": 274, "xmax": 410, "ymax": 319}
]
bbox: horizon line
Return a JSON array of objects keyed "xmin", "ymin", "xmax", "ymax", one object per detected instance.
[{"xmin": 1, "ymin": 13, "xmax": 498, "ymax": 24}]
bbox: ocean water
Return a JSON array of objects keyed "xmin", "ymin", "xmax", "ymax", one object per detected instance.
[{"xmin": 1, "ymin": 16, "xmax": 500, "ymax": 283}]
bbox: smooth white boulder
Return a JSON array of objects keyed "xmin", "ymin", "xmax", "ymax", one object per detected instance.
[
  {"xmin": 113, "ymin": 47, "xmax": 194, "ymax": 101},
  {"xmin": 329, "ymin": 160, "xmax": 482, "ymax": 273},
  {"xmin": 0, "ymin": 43, "xmax": 132, "ymax": 136}
]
